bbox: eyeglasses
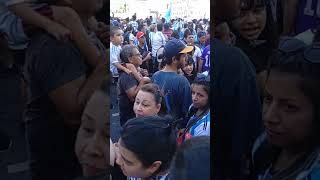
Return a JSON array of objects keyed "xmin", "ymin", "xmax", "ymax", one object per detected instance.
[{"xmin": 131, "ymin": 53, "xmax": 141, "ymax": 57}]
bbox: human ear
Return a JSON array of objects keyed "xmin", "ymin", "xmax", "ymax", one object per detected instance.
[
  {"xmin": 147, "ymin": 161, "xmax": 162, "ymax": 175},
  {"xmin": 156, "ymin": 104, "xmax": 161, "ymax": 114}
]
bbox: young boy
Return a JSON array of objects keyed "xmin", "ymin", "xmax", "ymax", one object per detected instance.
[{"xmin": 110, "ymin": 26, "xmax": 143, "ymax": 82}]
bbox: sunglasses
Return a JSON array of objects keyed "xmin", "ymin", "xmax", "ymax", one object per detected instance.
[{"xmin": 270, "ymin": 37, "xmax": 320, "ymax": 75}]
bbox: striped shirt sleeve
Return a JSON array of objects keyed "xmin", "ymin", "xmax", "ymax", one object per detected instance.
[{"xmin": 110, "ymin": 44, "xmax": 120, "ymax": 64}]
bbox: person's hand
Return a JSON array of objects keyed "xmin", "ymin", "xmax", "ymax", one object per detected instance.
[
  {"xmin": 140, "ymin": 77, "xmax": 151, "ymax": 84},
  {"xmin": 96, "ymin": 22, "xmax": 109, "ymax": 44},
  {"xmin": 114, "ymin": 142, "xmax": 121, "ymax": 165},
  {"xmin": 144, "ymin": 52, "xmax": 151, "ymax": 61},
  {"xmin": 45, "ymin": 21, "xmax": 71, "ymax": 42},
  {"xmin": 124, "ymin": 68, "xmax": 133, "ymax": 75},
  {"xmin": 125, "ymin": 63, "xmax": 135, "ymax": 75},
  {"xmin": 51, "ymin": 6, "xmax": 82, "ymax": 32}
]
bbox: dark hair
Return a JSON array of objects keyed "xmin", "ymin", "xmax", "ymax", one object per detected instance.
[
  {"xmin": 140, "ymin": 83, "xmax": 168, "ymax": 116},
  {"xmin": 184, "ymin": 29, "xmax": 192, "ymax": 39},
  {"xmin": 259, "ymin": 0, "xmax": 279, "ymax": 49},
  {"xmin": 110, "ymin": 26, "xmax": 121, "ymax": 37},
  {"xmin": 140, "ymin": 83, "xmax": 162, "ymax": 104},
  {"xmin": 267, "ymin": 40, "xmax": 320, "ymax": 145},
  {"xmin": 170, "ymin": 136, "xmax": 210, "ymax": 180},
  {"xmin": 126, "ymin": 24, "xmax": 133, "ymax": 32},
  {"xmin": 196, "ymin": 24, "xmax": 204, "ymax": 32},
  {"xmin": 161, "ymin": 18, "xmax": 166, "ymax": 24},
  {"xmin": 182, "ymin": 55, "xmax": 197, "ymax": 83},
  {"xmin": 164, "ymin": 53, "xmax": 184, "ymax": 66},
  {"xmin": 197, "ymin": 31, "xmax": 207, "ymax": 39},
  {"xmin": 120, "ymin": 116, "xmax": 177, "ymax": 176},
  {"xmin": 138, "ymin": 23, "xmax": 144, "ymax": 31},
  {"xmin": 171, "ymin": 30, "xmax": 180, "ymax": 40},
  {"xmin": 157, "ymin": 23, "xmax": 163, "ymax": 31},
  {"xmin": 147, "ymin": 19, "xmax": 151, "ymax": 26},
  {"xmin": 119, "ymin": 45, "xmax": 138, "ymax": 64},
  {"xmin": 164, "ymin": 23, "xmax": 170, "ymax": 30},
  {"xmin": 232, "ymin": 0, "xmax": 279, "ymax": 48},
  {"xmin": 132, "ymin": 14, "xmax": 136, "ymax": 21},
  {"xmin": 183, "ymin": 23, "xmax": 188, "ymax": 28},
  {"xmin": 192, "ymin": 75, "xmax": 210, "ymax": 96}
]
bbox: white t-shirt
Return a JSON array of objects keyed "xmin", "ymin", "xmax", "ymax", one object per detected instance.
[
  {"xmin": 149, "ymin": 31, "xmax": 155, "ymax": 46},
  {"xmin": 129, "ymin": 20, "xmax": 138, "ymax": 32},
  {"xmin": 151, "ymin": 31, "xmax": 166, "ymax": 57},
  {"xmin": 129, "ymin": 33, "xmax": 135, "ymax": 43},
  {"xmin": 192, "ymin": 46, "xmax": 201, "ymax": 69},
  {"xmin": 110, "ymin": 42, "xmax": 122, "ymax": 77}
]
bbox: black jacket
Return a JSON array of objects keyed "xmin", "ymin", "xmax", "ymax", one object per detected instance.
[{"xmin": 212, "ymin": 39, "xmax": 263, "ymax": 179}]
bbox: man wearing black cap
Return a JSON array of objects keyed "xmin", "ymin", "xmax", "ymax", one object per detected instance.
[
  {"xmin": 212, "ymin": 0, "xmax": 262, "ymax": 179},
  {"xmin": 152, "ymin": 39, "xmax": 193, "ymax": 128}
]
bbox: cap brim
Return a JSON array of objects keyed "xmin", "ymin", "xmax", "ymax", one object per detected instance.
[{"xmin": 179, "ymin": 46, "xmax": 194, "ymax": 54}]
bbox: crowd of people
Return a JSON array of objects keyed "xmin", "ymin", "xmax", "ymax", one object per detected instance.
[
  {"xmin": 1, "ymin": 0, "xmax": 320, "ymax": 179},
  {"xmin": 109, "ymin": 12, "xmax": 211, "ymax": 180}
]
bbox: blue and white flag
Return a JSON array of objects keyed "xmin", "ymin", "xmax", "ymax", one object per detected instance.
[{"xmin": 164, "ymin": 0, "xmax": 172, "ymax": 23}]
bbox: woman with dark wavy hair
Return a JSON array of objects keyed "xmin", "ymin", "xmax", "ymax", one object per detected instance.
[
  {"xmin": 252, "ymin": 38, "xmax": 320, "ymax": 179},
  {"xmin": 115, "ymin": 116, "xmax": 176, "ymax": 180}
]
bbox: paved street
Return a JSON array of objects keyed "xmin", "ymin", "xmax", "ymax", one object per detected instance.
[{"xmin": 110, "ymin": 80, "xmax": 122, "ymax": 143}]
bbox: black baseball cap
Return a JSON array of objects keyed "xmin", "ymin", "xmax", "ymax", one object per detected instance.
[{"xmin": 164, "ymin": 39, "xmax": 194, "ymax": 59}]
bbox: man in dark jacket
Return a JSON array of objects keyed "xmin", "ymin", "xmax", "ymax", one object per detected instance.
[{"xmin": 212, "ymin": 0, "xmax": 263, "ymax": 179}]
